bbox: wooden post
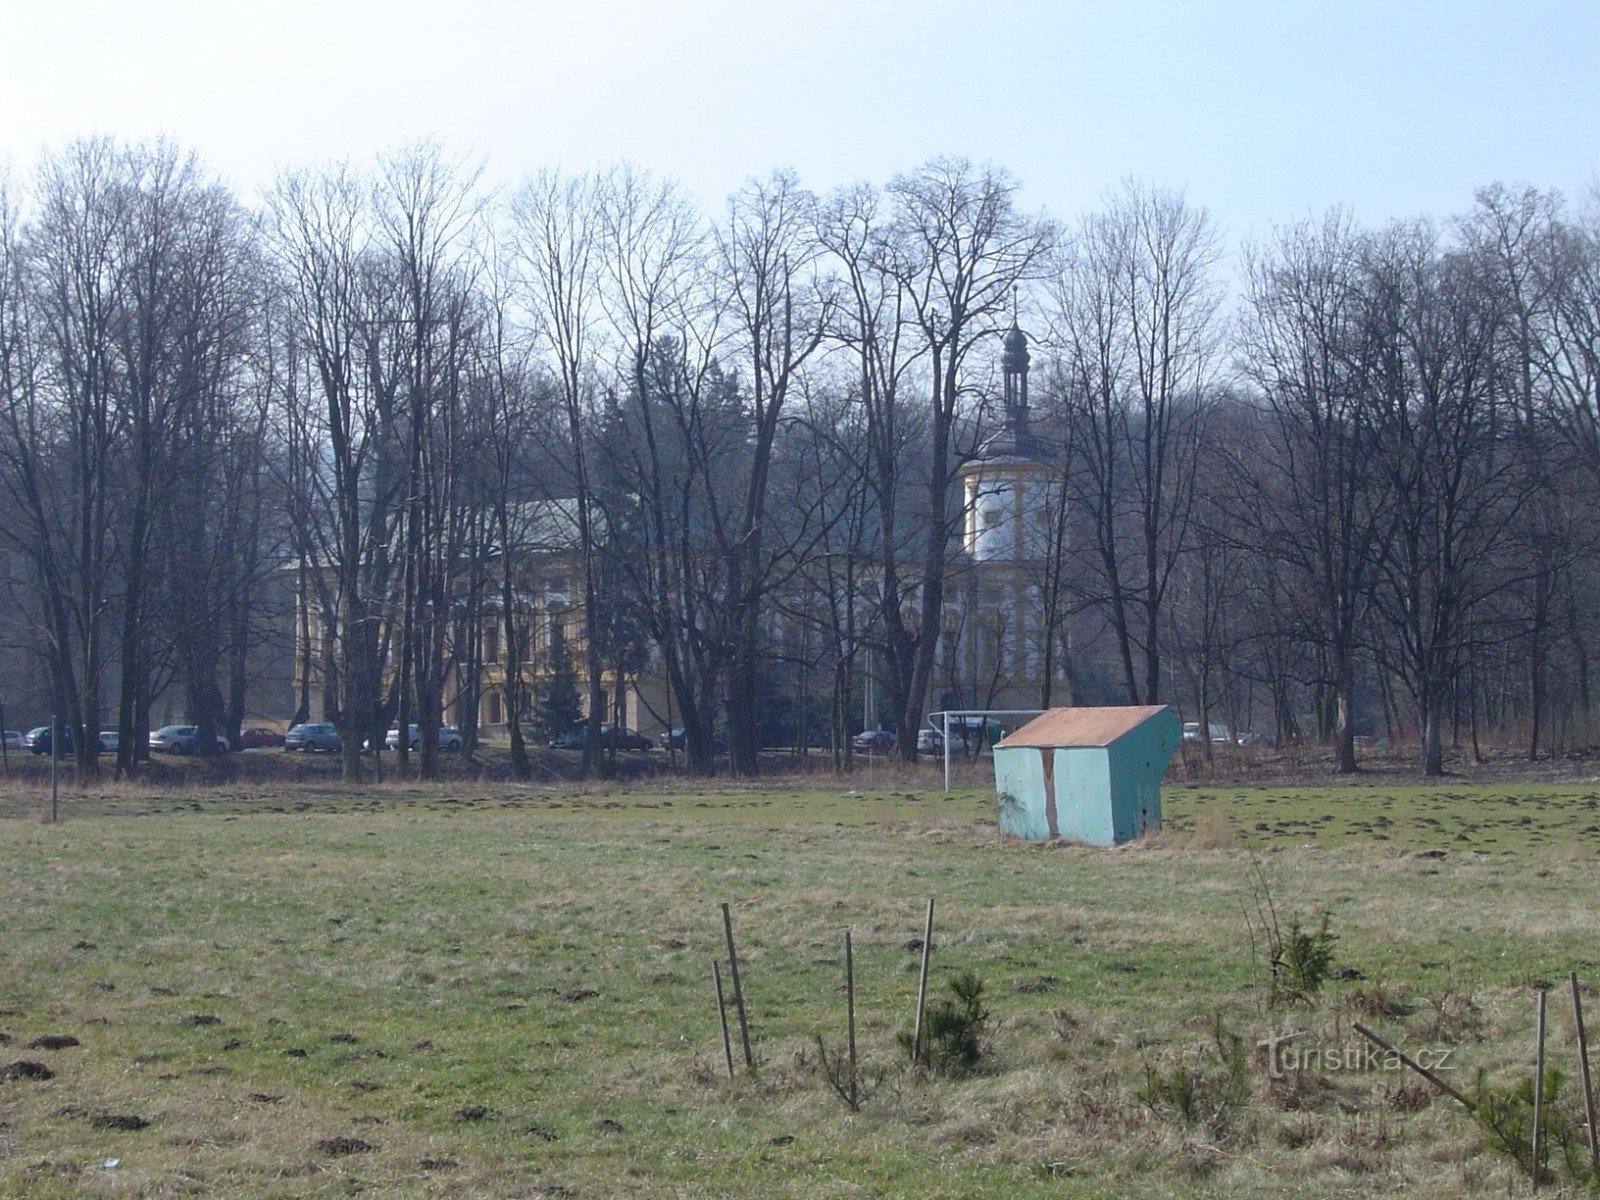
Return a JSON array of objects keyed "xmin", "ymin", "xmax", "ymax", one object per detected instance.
[
  {"xmin": 1533, "ymin": 988, "xmax": 1547, "ymax": 1191},
  {"xmin": 50, "ymin": 713, "xmax": 59, "ymax": 823},
  {"xmin": 911, "ymin": 898, "xmax": 934, "ymax": 1065},
  {"xmin": 1572, "ymin": 972, "xmax": 1599, "ymax": 1175},
  {"xmin": 721, "ymin": 903, "xmax": 753, "ymax": 1069},
  {"xmin": 712, "ymin": 960, "xmax": 735, "ymax": 1079},
  {"xmin": 845, "ymin": 929, "xmax": 857, "ymax": 1106},
  {"xmin": 1351, "ymin": 1022, "xmax": 1474, "ymax": 1109}
]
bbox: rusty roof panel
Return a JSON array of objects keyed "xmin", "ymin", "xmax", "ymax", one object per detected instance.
[{"xmin": 997, "ymin": 706, "xmax": 1172, "ymax": 748}]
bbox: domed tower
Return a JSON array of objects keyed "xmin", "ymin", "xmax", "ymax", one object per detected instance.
[
  {"xmin": 960, "ymin": 321, "xmax": 1054, "ymax": 562},
  {"xmin": 1002, "ymin": 320, "xmax": 1031, "ymax": 437}
]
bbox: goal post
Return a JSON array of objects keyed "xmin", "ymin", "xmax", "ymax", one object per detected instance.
[{"xmin": 926, "ymin": 709, "xmax": 1045, "ymax": 793}]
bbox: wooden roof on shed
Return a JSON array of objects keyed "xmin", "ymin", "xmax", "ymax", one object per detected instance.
[{"xmin": 997, "ymin": 706, "xmax": 1171, "ymax": 749}]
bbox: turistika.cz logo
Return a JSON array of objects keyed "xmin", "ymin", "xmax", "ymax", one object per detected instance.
[{"xmin": 1257, "ymin": 1029, "xmax": 1454, "ymax": 1080}]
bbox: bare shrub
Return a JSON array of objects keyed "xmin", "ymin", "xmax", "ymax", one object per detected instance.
[
  {"xmin": 1381, "ymin": 1080, "xmax": 1433, "ymax": 1113},
  {"xmin": 1276, "ymin": 1114, "xmax": 1327, "ymax": 1148},
  {"xmin": 1189, "ymin": 805, "xmax": 1238, "ymax": 849},
  {"xmin": 1416, "ymin": 989, "xmax": 1485, "ymax": 1043},
  {"xmin": 1345, "ymin": 987, "xmax": 1407, "ymax": 1019}
]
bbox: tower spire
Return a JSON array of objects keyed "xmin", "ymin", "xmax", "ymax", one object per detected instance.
[{"xmin": 998, "ymin": 319, "xmax": 1032, "ymax": 456}]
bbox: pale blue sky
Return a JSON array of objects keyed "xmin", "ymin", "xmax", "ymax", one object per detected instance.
[{"xmin": 2, "ymin": 0, "xmax": 1595, "ymax": 244}]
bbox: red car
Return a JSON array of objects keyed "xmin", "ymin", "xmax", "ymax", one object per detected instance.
[
  {"xmin": 236, "ymin": 726, "xmax": 286, "ymax": 749},
  {"xmin": 549, "ymin": 724, "xmax": 652, "ymax": 751},
  {"xmin": 852, "ymin": 729, "xmax": 896, "ymax": 753},
  {"xmin": 601, "ymin": 725, "xmax": 652, "ymax": 751}
]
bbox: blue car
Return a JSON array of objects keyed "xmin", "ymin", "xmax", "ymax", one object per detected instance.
[
  {"xmin": 26, "ymin": 725, "xmax": 107, "ymax": 756},
  {"xmin": 285, "ymin": 722, "xmax": 342, "ymax": 752},
  {"xmin": 659, "ymin": 727, "xmax": 729, "ymax": 753}
]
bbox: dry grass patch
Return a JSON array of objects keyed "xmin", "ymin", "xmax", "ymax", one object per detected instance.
[{"xmin": 1, "ymin": 780, "xmax": 1596, "ymax": 1197}]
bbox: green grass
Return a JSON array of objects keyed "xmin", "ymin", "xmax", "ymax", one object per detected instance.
[{"xmin": 1, "ymin": 774, "xmax": 1597, "ymax": 1196}]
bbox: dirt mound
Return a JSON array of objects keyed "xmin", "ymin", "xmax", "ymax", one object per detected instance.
[
  {"xmin": 314, "ymin": 1136, "xmax": 373, "ymax": 1156},
  {"xmin": 1, "ymin": 1060, "xmax": 54, "ymax": 1080}
]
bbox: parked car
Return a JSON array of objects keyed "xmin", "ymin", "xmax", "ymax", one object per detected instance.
[
  {"xmin": 549, "ymin": 724, "xmax": 652, "ymax": 751},
  {"xmin": 917, "ymin": 728, "xmax": 945, "ymax": 754},
  {"xmin": 659, "ymin": 727, "xmax": 729, "ymax": 753},
  {"xmin": 1182, "ymin": 722, "xmax": 1232, "ymax": 744},
  {"xmin": 148, "ymin": 725, "xmax": 230, "ymax": 754},
  {"xmin": 26, "ymin": 725, "xmax": 107, "ymax": 755},
  {"xmin": 853, "ymin": 729, "xmax": 896, "ymax": 753},
  {"xmin": 2, "ymin": 730, "xmax": 22, "ymax": 752},
  {"xmin": 1235, "ymin": 731, "xmax": 1276, "ymax": 748},
  {"xmin": 285, "ymin": 722, "xmax": 341, "ymax": 753},
  {"xmin": 927, "ymin": 716, "xmax": 1004, "ymax": 749},
  {"xmin": 383, "ymin": 724, "xmax": 464, "ymax": 752},
  {"xmin": 236, "ymin": 726, "xmax": 285, "ymax": 749}
]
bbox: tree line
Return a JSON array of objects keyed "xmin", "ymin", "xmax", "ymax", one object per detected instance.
[{"xmin": 0, "ymin": 137, "xmax": 1594, "ymax": 781}]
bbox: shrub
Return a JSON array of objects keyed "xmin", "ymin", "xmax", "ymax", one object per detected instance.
[
  {"xmin": 905, "ymin": 970, "xmax": 989, "ymax": 1074},
  {"xmin": 1472, "ymin": 1066, "xmax": 1595, "ymax": 1188},
  {"xmin": 1245, "ymin": 859, "xmax": 1339, "ymax": 1008},
  {"xmin": 814, "ymin": 1035, "xmax": 883, "ymax": 1111},
  {"xmin": 1277, "ymin": 911, "xmax": 1338, "ymax": 1005},
  {"xmin": 1137, "ymin": 1014, "xmax": 1251, "ymax": 1131}
]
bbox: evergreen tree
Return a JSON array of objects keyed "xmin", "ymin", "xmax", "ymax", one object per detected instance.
[{"xmin": 533, "ymin": 648, "xmax": 584, "ymax": 742}]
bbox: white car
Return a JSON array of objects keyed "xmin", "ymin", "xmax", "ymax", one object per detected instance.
[
  {"xmin": 1, "ymin": 730, "xmax": 21, "ymax": 752},
  {"xmin": 384, "ymin": 724, "xmax": 463, "ymax": 752},
  {"xmin": 149, "ymin": 725, "xmax": 231, "ymax": 754}
]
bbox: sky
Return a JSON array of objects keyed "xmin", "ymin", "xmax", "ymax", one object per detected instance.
[{"xmin": 1, "ymin": 0, "xmax": 1595, "ymax": 251}]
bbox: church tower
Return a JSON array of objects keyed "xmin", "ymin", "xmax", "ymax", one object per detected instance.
[
  {"xmin": 960, "ymin": 320, "xmax": 1054, "ymax": 562},
  {"xmin": 1002, "ymin": 319, "xmax": 1031, "ymax": 441}
]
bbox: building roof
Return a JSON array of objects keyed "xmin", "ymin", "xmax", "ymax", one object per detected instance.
[{"xmin": 997, "ymin": 706, "xmax": 1172, "ymax": 748}]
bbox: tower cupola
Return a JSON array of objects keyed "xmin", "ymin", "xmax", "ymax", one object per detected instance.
[{"xmin": 960, "ymin": 321, "xmax": 1054, "ymax": 562}]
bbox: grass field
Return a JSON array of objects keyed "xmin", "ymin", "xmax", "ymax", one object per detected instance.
[{"xmin": 2, "ymin": 768, "xmax": 1598, "ymax": 1197}]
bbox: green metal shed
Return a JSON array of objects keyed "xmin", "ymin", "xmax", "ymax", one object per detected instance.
[{"xmin": 993, "ymin": 706, "xmax": 1180, "ymax": 845}]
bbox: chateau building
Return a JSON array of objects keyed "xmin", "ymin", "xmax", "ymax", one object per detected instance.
[{"xmin": 294, "ymin": 324, "xmax": 1070, "ymax": 742}]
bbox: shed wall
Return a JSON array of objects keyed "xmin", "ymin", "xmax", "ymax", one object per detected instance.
[{"xmin": 995, "ymin": 745, "xmax": 1116, "ymax": 845}]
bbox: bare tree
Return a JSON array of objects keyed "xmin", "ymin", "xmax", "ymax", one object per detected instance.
[
  {"xmin": 713, "ymin": 171, "xmax": 832, "ymax": 775},
  {"xmin": 1460, "ymin": 185, "xmax": 1582, "ymax": 759},
  {"xmin": 783, "ymin": 381, "xmax": 877, "ymax": 767},
  {"xmin": 1539, "ymin": 192, "xmax": 1600, "ymax": 476},
  {"xmin": 375, "ymin": 143, "xmax": 486, "ymax": 780},
  {"xmin": 266, "ymin": 163, "xmax": 408, "ymax": 782},
  {"xmin": 468, "ymin": 233, "xmax": 548, "ymax": 777},
  {"xmin": 509, "ymin": 168, "xmax": 613, "ymax": 776},
  {"xmin": 0, "ymin": 141, "xmax": 130, "ymax": 779},
  {"xmin": 815, "ymin": 181, "xmax": 925, "ymax": 756},
  {"xmin": 873, "ymin": 158, "xmax": 1052, "ymax": 757},
  {"xmin": 1362, "ymin": 222, "xmax": 1532, "ymax": 775},
  {"xmin": 593, "ymin": 167, "xmax": 732, "ymax": 773},
  {"xmin": 1237, "ymin": 211, "xmax": 1387, "ymax": 771},
  {"xmin": 1047, "ymin": 181, "xmax": 1219, "ymax": 706}
]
